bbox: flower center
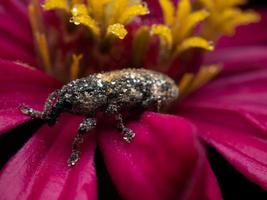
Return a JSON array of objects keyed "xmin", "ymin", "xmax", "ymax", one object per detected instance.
[{"xmin": 27, "ymin": 0, "xmax": 260, "ymax": 98}]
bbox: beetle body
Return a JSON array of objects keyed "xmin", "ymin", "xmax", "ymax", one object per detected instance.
[
  {"xmin": 60, "ymin": 68, "xmax": 178, "ymax": 114},
  {"xmin": 20, "ymin": 69, "xmax": 178, "ymax": 166}
]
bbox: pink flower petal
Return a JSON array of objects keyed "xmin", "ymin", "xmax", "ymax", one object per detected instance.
[
  {"xmin": 0, "ymin": 36, "xmax": 36, "ymax": 65},
  {"xmin": 179, "ymin": 68, "xmax": 267, "ymax": 190},
  {"xmin": 0, "ymin": 14, "xmax": 33, "ymax": 49},
  {"xmin": 204, "ymin": 11, "xmax": 267, "ymax": 75},
  {"xmin": 1, "ymin": 0, "xmax": 30, "ymax": 26},
  {"xmin": 204, "ymin": 46, "xmax": 267, "ymax": 74},
  {"xmin": 98, "ymin": 112, "xmax": 222, "ymax": 200},
  {"xmin": 0, "ymin": 59, "xmax": 60, "ymax": 135},
  {"xmin": 0, "ymin": 114, "xmax": 97, "ymax": 200},
  {"xmin": 0, "ymin": 0, "xmax": 36, "ymax": 65}
]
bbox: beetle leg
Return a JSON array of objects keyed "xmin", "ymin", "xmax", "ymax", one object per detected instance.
[
  {"xmin": 67, "ymin": 117, "xmax": 96, "ymax": 167},
  {"xmin": 115, "ymin": 113, "xmax": 135, "ymax": 143},
  {"xmin": 20, "ymin": 90, "xmax": 60, "ymax": 123},
  {"xmin": 105, "ymin": 104, "xmax": 135, "ymax": 143},
  {"xmin": 156, "ymin": 99, "xmax": 162, "ymax": 112}
]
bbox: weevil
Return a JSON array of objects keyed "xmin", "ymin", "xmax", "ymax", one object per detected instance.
[{"xmin": 20, "ymin": 69, "xmax": 179, "ymax": 166}]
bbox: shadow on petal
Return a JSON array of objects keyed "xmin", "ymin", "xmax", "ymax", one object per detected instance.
[
  {"xmin": 208, "ymin": 146, "xmax": 267, "ymax": 199},
  {"xmin": 0, "ymin": 120, "xmax": 42, "ymax": 169},
  {"xmin": 94, "ymin": 147, "xmax": 122, "ymax": 200}
]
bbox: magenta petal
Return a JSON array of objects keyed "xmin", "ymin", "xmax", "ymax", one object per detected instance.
[
  {"xmin": 0, "ymin": 0, "xmax": 36, "ymax": 65},
  {"xmin": 99, "ymin": 112, "xmax": 222, "ymax": 200},
  {"xmin": 179, "ymin": 68, "xmax": 267, "ymax": 190},
  {"xmin": 0, "ymin": 59, "xmax": 60, "ymax": 135},
  {"xmin": 183, "ymin": 155, "xmax": 222, "ymax": 200},
  {"xmin": 1, "ymin": 0, "xmax": 30, "ymax": 26},
  {"xmin": 0, "ymin": 14, "xmax": 33, "ymax": 50},
  {"xmin": 181, "ymin": 110, "xmax": 267, "ymax": 191},
  {"xmin": 204, "ymin": 46, "xmax": 267, "ymax": 74},
  {"xmin": 0, "ymin": 114, "xmax": 97, "ymax": 200},
  {"xmin": 0, "ymin": 36, "xmax": 36, "ymax": 65}
]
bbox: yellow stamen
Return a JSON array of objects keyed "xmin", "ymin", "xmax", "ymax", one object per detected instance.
[
  {"xmin": 107, "ymin": 1, "xmax": 149, "ymax": 25},
  {"xmin": 176, "ymin": 37, "xmax": 214, "ymax": 54},
  {"xmin": 119, "ymin": 4, "xmax": 149, "ymax": 24},
  {"xmin": 107, "ymin": 23, "xmax": 128, "ymax": 39},
  {"xmin": 37, "ymin": 0, "xmax": 259, "ymax": 89},
  {"xmin": 189, "ymin": 64, "xmax": 222, "ymax": 92},
  {"xmin": 178, "ymin": 73, "xmax": 194, "ymax": 97},
  {"xmin": 72, "ymin": 0, "xmax": 84, "ymax": 5},
  {"xmin": 70, "ymin": 54, "xmax": 83, "ymax": 80},
  {"xmin": 88, "ymin": 0, "xmax": 111, "ymax": 21},
  {"xmin": 107, "ymin": 0, "xmax": 128, "ymax": 25},
  {"xmin": 220, "ymin": 9, "xmax": 260, "ymax": 35},
  {"xmin": 70, "ymin": 4, "xmax": 100, "ymax": 36},
  {"xmin": 42, "ymin": 0, "xmax": 69, "ymax": 11},
  {"xmin": 176, "ymin": 0, "xmax": 191, "ymax": 23},
  {"xmin": 199, "ymin": 0, "xmax": 260, "ymax": 38},
  {"xmin": 154, "ymin": 0, "xmax": 213, "ymax": 63},
  {"xmin": 28, "ymin": 1, "xmax": 52, "ymax": 73},
  {"xmin": 216, "ymin": 0, "xmax": 246, "ymax": 9},
  {"xmin": 28, "ymin": 3, "xmax": 40, "ymax": 37},
  {"xmin": 176, "ymin": 10, "xmax": 210, "ymax": 39},
  {"xmin": 159, "ymin": 0, "xmax": 175, "ymax": 26},
  {"xmin": 42, "ymin": 0, "xmax": 149, "ymax": 42},
  {"xmin": 131, "ymin": 26, "xmax": 150, "ymax": 66},
  {"xmin": 198, "ymin": 0, "xmax": 214, "ymax": 9},
  {"xmin": 71, "ymin": 3, "xmax": 88, "ymax": 22},
  {"xmin": 151, "ymin": 25, "xmax": 173, "ymax": 50},
  {"xmin": 178, "ymin": 64, "xmax": 222, "ymax": 98},
  {"xmin": 35, "ymin": 33, "xmax": 52, "ymax": 72}
]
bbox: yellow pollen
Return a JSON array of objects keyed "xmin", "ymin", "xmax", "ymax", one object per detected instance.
[
  {"xmin": 107, "ymin": 23, "xmax": 128, "ymax": 39},
  {"xmin": 70, "ymin": 54, "xmax": 83, "ymax": 80}
]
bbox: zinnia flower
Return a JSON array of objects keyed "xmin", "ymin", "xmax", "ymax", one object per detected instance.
[{"xmin": 0, "ymin": 0, "xmax": 266, "ymax": 199}]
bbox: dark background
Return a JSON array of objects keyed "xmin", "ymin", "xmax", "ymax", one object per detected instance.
[{"xmin": 247, "ymin": 0, "xmax": 267, "ymax": 7}]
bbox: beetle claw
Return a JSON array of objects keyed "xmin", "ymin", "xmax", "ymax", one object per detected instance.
[{"xmin": 67, "ymin": 150, "xmax": 80, "ymax": 167}]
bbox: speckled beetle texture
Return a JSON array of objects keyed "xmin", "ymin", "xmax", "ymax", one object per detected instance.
[{"xmin": 20, "ymin": 68, "xmax": 179, "ymax": 166}]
